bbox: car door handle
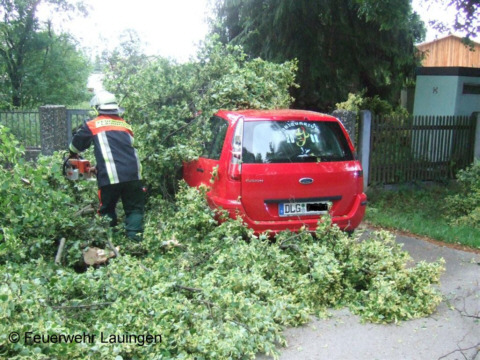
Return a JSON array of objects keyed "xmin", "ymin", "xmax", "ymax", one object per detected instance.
[{"xmin": 196, "ymin": 168, "xmax": 204, "ymax": 173}]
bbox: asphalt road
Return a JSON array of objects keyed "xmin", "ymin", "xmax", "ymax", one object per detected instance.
[{"xmin": 257, "ymin": 230, "xmax": 480, "ymax": 360}]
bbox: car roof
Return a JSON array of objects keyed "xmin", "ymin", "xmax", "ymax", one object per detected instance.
[{"xmin": 216, "ymin": 109, "xmax": 338, "ymax": 123}]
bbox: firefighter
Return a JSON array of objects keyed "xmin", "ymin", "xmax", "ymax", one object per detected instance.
[{"xmin": 69, "ymin": 91, "xmax": 145, "ymax": 241}]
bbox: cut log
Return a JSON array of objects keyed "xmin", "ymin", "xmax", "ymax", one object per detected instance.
[{"xmin": 82, "ymin": 246, "xmax": 119, "ymax": 266}]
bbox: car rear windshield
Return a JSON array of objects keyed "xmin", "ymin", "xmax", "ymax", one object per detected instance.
[{"xmin": 242, "ymin": 120, "xmax": 354, "ymax": 163}]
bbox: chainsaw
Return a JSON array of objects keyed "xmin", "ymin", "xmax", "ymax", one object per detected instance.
[{"xmin": 63, "ymin": 155, "xmax": 95, "ymax": 181}]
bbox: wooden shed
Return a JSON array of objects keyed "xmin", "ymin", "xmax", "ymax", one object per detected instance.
[{"xmin": 417, "ymin": 34, "xmax": 480, "ymax": 67}]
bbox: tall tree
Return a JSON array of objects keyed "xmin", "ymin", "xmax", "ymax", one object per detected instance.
[
  {"xmin": 418, "ymin": 0, "xmax": 479, "ymax": 39},
  {"xmin": 0, "ymin": 0, "xmax": 89, "ymax": 108},
  {"xmin": 452, "ymin": 0, "xmax": 479, "ymax": 38},
  {"xmin": 21, "ymin": 30, "xmax": 91, "ymax": 106},
  {"xmin": 213, "ymin": 0, "xmax": 425, "ymax": 111}
]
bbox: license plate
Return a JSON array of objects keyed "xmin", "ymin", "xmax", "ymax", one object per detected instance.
[{"xmin": 279, "ymin": 201, "xmax": 329, "ymax": 217}]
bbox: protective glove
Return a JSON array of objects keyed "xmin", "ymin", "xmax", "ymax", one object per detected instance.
[
  {"xmin": 69, "ymin": 151, "xmax": 80, "ymax": 159},
  {"xmin": 88, "ymin": 166, "xmax": 97, "ymax": 175}
]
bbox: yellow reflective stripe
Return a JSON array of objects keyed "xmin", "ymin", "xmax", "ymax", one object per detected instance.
[
  {"xmin": 98, "ymin": 131, "xmax": 119, "ymax": 184},
  {"xmin": 128, "ymin": 134, "xmax": 142, "ymax": 178},
  {"xmin": 69, "ymin": 143, "xmax": 80, "ymax": 153},
  {"xmin": 95, "ymin": 119, "xmax": 132, "ymax": 131}
]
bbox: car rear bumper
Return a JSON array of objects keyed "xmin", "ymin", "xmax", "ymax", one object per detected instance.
[{"xmin": 208, "ymin": 193, "xmax": 367, "ymax": 235}]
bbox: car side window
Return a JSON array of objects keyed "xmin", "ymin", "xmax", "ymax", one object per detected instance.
[{"xmin": 204, "ymin": 116, "xmax": 228, "ymax": 160}]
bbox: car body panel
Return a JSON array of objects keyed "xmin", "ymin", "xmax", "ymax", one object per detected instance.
[
  {"xmin": 241, "ymin": 161, "xmax": 361, "ymax": 221},
  {"xmin": 183, "ymin": 109, "xmax": 367, "ymax": 234}
]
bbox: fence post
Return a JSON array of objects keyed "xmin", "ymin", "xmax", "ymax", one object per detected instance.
[
  {"xmin": 474, "ymin": 112, "xmax": 480, "ymax": 162},
  {"xmin": 332, "ymin": 109, "xmax": 357, "ymax": 146},
  {"xmin": 39, "ymin": 105, "xmax": 68, "ymax": 156},
  {"xmin": 358, "ymin": 110, "xmax": 372, "ymax": 189}
]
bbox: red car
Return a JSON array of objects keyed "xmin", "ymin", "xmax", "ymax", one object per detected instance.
[{"xmin": 183, "ymin": 109, "xmax": 367, "ymax": 235}]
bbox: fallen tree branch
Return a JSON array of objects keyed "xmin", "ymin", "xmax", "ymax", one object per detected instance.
[
  {"xmin": 21, "ymin": 178, "xmax": 31, "ymax": 185},
  {"xmin": 279, "ymin": 243, "xmax": 301, "ymax": 252},
  {"xmin": 106, "ymin": 237, "xmax": 120, "ymax": 258},
  {"xmin": 174, "ymin": 284, "xmax": 202, "ymax": 293},
  {"xmin": 277, "ymin": 233, "xmax": 307, "ymax": 252},
  {"xmin": 163, "ymin": 114, "xmax": 200, "ymax": 141},
  {"xmin": 55, "ymin": 237, "xmax": 66, "ymax": 265},
  {"xmin": 47, "ymin": 302, "xmax": 113, "ymax": 310},
  {"xmin": 74, "ymin": 204, "xmax": 95, "ymax": 216},
  {"xmin": 196, "ymin": 299, "xmax": 215, "ymax": 307},
  {"xmin": 184, "ymin": 245, "xmax": 222, "ymax": 271},
  {"xmin": 231, "ymin": 319, "xmax": 253, "ymax": 334},
  {"xmin": 139, "ymin": 264, "xmax": 151, "ymax": 272}
]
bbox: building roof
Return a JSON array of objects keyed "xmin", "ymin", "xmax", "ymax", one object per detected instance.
[
  {"xmin": 416, "ymin": 34, "xmax": 480, "ymax": 68},
  {"xmin": 416, "ymin": 34, "xmax": 480, "ymax": 48}
]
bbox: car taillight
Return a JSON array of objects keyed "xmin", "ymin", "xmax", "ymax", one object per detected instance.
[
  {"xmin": 228, "ymin": 117, "xmax": 244, "ymax": 181},
  {"xmin": 354, "ymin": 170, "xmax": 363, "ymax": 178},
  {"xmin": 228, "ymin": 156, "xmax": 241, "ymax": 180},
  {"xmin": 354, "ymin": 169, "xmax": 364, "ymax": 192}
]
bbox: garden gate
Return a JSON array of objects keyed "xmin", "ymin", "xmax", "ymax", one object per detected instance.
[{"xmin": 368, "ymin": 114, "xmax": 476, "ymax": 184}]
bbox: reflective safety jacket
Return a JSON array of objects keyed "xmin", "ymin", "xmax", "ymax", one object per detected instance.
[{"xmin": 69, "ymin": 115, "xmax": 142, "ymax": 188}]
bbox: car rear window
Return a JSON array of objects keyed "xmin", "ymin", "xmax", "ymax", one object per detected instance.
[{"xmin": 242, "ymin": 120, "xmax": 353, "ymax": 163}]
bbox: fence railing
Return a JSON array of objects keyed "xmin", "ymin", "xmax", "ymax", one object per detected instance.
[
  {"xmin": 2, "ymin": 108, "xmax": 478, "ymax": 186},
  {"xmin": 67, "ymin": 109, "xmax": 90, "ymax": 144},
  {"xmin": 0, "ymin": 108, "xmax": 90, "ymax": 161},
  {"xmin": 369, "ymin": 114, "xmax": 476, "ymax": 184},
  {"xmin": 0, "ymin": 111, "xmax": 41, "ymax": 148}
]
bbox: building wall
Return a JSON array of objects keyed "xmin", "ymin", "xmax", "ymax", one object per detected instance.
[
  {"xmin": 456, "ymin": 76, "xmax": 480, "ymax": 115},
  {"xmin": 413, "ymin": 75, "xmax": 458, "ymax": 116},
  {"xmin": 417, "ymin": 35, "xmax": 480, "ymax": 68},
  {"xmin": 413, "ymin": 67, "xmax": 480, "ymax": 116}
]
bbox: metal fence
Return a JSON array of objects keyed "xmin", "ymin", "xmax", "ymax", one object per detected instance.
[
  {"xmin": 0, "ymin": 109, "xmax": 90, "ymax": 149},
  {"xmin": 66, "ymin": 109, "xmax": 90, "ymax": 144},
  {"xmin": 369, "ymin": 114, "xmax": 476, "ymax": 184},
  {"xmin": 0, "ymin": 111, "xmax": 41, "ymax": 148}
]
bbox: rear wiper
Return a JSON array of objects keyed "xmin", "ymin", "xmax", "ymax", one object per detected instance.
[{"xmin": 296, "ymin": 155, "xmax": 321, "ymax": 162}]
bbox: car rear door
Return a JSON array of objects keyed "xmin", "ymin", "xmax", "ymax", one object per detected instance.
[{"xmin": 183, "ymin": 116, "xmax": 229, "ymax": 188}]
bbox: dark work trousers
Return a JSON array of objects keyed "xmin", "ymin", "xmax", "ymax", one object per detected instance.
[{"xmin": 98, "ymin": 180, "xmax": 145, "ymax": 241}]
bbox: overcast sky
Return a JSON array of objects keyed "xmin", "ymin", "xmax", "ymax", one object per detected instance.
[
  {"xmin": 43, "ymin": 0, "xmax": 210, "ymax": 61},
  {"xmin": 411, "ymin": 0, "xmax": 459, "ymax": 43},
  {"xmin": 43, "ymin": 0, "xmax": 457, "ymax": 62}
]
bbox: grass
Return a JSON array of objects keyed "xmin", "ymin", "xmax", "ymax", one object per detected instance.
[{"xmin": 365, "ymin": 182, "xmax": 480, "ymax": 250}]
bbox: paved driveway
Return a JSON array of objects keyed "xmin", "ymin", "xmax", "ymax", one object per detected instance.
[{"xmin": 257, "ymin": 231, "xmax": 480, "ymax": 360}]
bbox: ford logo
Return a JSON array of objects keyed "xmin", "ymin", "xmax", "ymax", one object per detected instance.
[{"xmin": 299, "ymin": 177, "xmax": 314, "ymax": 185}]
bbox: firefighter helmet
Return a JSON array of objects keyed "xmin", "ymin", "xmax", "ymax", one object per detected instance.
[{"xmin": 90, "ymin": 91, "xmax": 119, "ymax": 111}]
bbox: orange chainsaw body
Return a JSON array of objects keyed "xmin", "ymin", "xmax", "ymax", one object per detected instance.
[{"xmin": 65, "ymin": 159, "xmax": 94, "ymax": 181}]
